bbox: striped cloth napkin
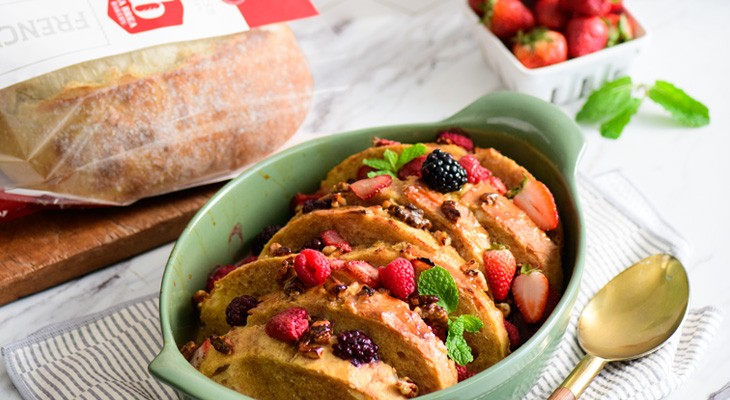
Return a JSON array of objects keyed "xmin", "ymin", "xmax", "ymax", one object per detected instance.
[{"xmin": 2, "ymin": 173, "xmax": 724, "ymax": 400}]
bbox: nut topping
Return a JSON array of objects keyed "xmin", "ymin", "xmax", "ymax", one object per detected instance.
[
  {"xmin": 209, "ymin": 335, "xmax": 234, "ymax": 355},
  {"xmin": 389, "ymin": 203, "xmax": 432, "ymax": 230},
  {"xmin": 179, "ymin": 340, "xmax": 197, "ymax": 361},
  {"xmin": 396, "ymin": 377, "xmax": 419, "ymax": 398},
  {"xmin": 440, "ymin": 200, "xmax": 461, "ymax": 223},
  {"xmin": 480, "ymin": 192, "xmax": 499, "ymax": 205}
]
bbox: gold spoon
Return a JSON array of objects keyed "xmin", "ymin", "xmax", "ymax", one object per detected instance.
[{"xmin": 548, "ymin": 254, "xmax": 689, "ymax": 400}]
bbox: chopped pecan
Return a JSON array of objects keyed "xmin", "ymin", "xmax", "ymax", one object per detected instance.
[
  {"xmin": 329, "ymin": 284, "xmax": 348, "ymax": 296},
  {"xmin": 269, "ymin": 243, "xmax": 292, "ymax": 256},
  {"xmin": 192, "ymin": 290, "xmax": 209, "ymax": 306},
  {"xmin": 297, "ymin": 342, "xmax": 324, "ymax": 359},
  {"xmin": 308, "ymin": 320, "xmax": 333, "ymax": 345},
  {"xmin": 496, "ymin": 302, "xmax": 511, "ymax": 318},
  {"xmin": 480, "ymin": 192, "xmax": 499, "ymax": 205},
  {"xmin": 396, "ymin": 377, "xmax": 419, "ymax": 398},
  {"xmin": 209, "ymin": 335, "xmax": 234, "ymax": 355},
  {"xmin": 283, "ymin": 276, "xmax": 305, "ymax": 297},
  {"xmin": 440, "ymin": 200, "xmax": 461, "ymax": 223},
  {"xmin": 432, "ymin": 230, "xmax": 451, "ymax": 246},
  {"xmin": 463, "ymin": 269, "xmax": 479, "ymax": 277},
  {"xmin": 358, "ymin": 285, "xmax": 375, "ymax": 297},
  {"xmin": 418, "ymin": 303, "xmax": 449, "ymax": 327},
  {"xmin": 389, "ymin": 203, "xmax": 432, "ymax": 230},
  {"xmin": 407, "ymin": 294, "xmax": 440, "ymax": 310},
  {"xmin": 179, "ymin": 341, "xmax": 198, "ymax": 361}
]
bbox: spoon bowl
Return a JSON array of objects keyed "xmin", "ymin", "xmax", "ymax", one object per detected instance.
[{"xmin": 549, "ymin": 254, "xmax": 689, "ymax": 400}]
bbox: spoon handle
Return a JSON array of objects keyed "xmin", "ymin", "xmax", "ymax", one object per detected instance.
[{"xmin": 548, "ymin": 354, "xmax": 607, "ymax": 400}]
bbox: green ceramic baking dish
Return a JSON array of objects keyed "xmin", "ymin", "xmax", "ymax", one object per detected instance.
[{"xmin": 149, "ymin": 91, "xmax": 586, "ymax": 399}]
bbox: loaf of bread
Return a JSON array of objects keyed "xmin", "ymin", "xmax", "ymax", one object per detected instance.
[{"xmin": 0, "ymin": 23, "xmax": 313, "ymax": 205}]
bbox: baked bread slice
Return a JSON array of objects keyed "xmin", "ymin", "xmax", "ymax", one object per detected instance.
[
  {"xmin": 194, "ymin": 325, "xmax": 408, "ymax": 400},
  {"xmin": 0, "ymin": 24, "xmax": 313, "ymax": 204},
  {"xmin": 319, "ymin": 143, "xmax": 467, "ymax": 192},
  {"xmin": 248, "ymin": 283, "xmax": 457, "ymax": 393}
]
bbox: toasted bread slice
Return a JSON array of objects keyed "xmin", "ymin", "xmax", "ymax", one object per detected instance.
[
  {"xmin": 195, "ymin": 325, "xmax": 407, "ymax": 400},
  {"xmin": 315, "ymin": 177, "xmax": 492, "ymax": 274},
  {"xmin": 458, "ymin": 181, "xmax": 563, "ymax": 290},
  {"xmin": 248, "ymin": 284, "xmax": 457, "ymax": 393},
  {"xmin": 319, "ymin": 143, "xmax": 466, "ymax": 191}
]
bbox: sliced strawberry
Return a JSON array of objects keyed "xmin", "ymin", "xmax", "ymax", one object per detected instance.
[
  {"xmin": 503, "ymin": 319, "xmax": 521, "ymax": 351},
  {"xmin": 372, "ymin": 137, "xmax": 401, "ymax": 147},
  {"xmin": 397, "ymin": 155, "xmax": 427, "ymax": 180},
  {"xmin": 512, "ymin": 265, "xmax": 549, "ymax": 324},
  {"xmin": 483, "ymin": 244, "xmax": 517, "ymax": 301},
  {"xmin": 436, "ymin": 129, "xmax": 474, "ymax": 152},
  {"xmin": 206, "ymin": 264, "xmax": 239, "ymax": 291},
  {"xmin": 512, "ymin": 178, "xmax": 559, "ymax": 231},
  {"xmin": 343, "ymin": 260, "xmax": 380, "ymax": 288},
  {"xmin": 291, "ymin": 192, "xmax": 321, "ymax": 210},
  {"xmin": 350, "ymin": 175, "xmax": 392, "ymax": 200},
  {"xmin": 458, "ymin": 155, "xmax": 492, "ymax": 184},
  {"xmin": 189, "ymin": 339, "xmax": 210, "ymax": 368},
  {"xmin": 320, "ymin": 229, "xmax": 352, "ymax": 253}
]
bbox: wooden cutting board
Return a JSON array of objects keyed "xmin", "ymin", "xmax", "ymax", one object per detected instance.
[{"xmin": 0, "ymin": 183, "xmax": 223, "ymax": 306}]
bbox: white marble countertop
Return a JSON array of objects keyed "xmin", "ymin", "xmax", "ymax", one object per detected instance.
[{"xmin": 2, "ymin": 0, "xmax": 729, "ymax": 398}]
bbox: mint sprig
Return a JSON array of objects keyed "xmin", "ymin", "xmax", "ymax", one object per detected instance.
[
  {"xmin": 576, "ymin": 77, "xmax": 710, "ymax": 139},
  {"xmin": 362, "ymin": 143, "xmax": 428, "ymax": 179},
  {"xmin": 418, "ymin": 266, "xmax": 483, "ymax": 366}
]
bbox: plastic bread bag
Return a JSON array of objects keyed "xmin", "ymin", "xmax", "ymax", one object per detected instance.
[{"xmin": 0, "ymin": 0, "xmax": 320, "ymax": 220}]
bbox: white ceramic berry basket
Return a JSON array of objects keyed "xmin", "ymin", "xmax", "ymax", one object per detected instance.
[{"xmin": 461, "ymin": 2, "xmax": 650, "ymax": 104}]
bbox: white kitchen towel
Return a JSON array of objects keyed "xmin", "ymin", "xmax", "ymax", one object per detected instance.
[{"xmin": 2, "ymin": 172, "xmax": 723, "ymax": 400}]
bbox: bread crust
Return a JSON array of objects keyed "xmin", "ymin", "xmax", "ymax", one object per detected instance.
[{"xmin": 0, "ymin": 24, "xmax": 313, "ymax": 204}]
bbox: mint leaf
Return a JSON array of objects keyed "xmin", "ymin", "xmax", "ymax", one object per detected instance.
[
  {"xmin": 457, "ymin": 315, "xmax": 484, "ymax": 333},
  {"xmin": 362, "ymin": 158, "xmax": 392, "ymax": 171},
  {"xmin": 383, "ymin": 149, "xmax": 399, "ymax": 170},
  {"xmin": 647, "ymin": 81, "xmax": 710, "ymax": 127},
  {"xmin": 417, "ymin": 266, "xmax": 459, "ymax": 314},
  {"xmin": 397, "ymin": 143, "xmax": 427, "ymax": 169},
  {"xmin": 446, "ymin": 319, "xmax": 474, "ymax": 366},
  {"xmin": 600, "ymin": 97, "xmax": 642, "ymax": 139},
  {"xmin": 576, "ymin": 76, "xmax": 633, "ymax": 123},
  {"xmin": 367, "ymin": 170, "xmax": 396, "ymax": 179}
]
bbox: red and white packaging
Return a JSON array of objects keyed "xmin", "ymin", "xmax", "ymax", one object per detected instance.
[{"xmin": 0, "ymin": 0, "xmax": 319, "ymax": 222}]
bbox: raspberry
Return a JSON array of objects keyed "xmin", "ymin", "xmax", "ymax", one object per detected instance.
[
  {"xmin": 458, "ymin": 155, "xmax": 492, "ymax": 184},
  {"xmin": 251, "ymin": 225, "xmax": 282, "ymax": 255},
  {"xmin": 420, "ymin": 150, "xmax": 468, "ymax": 193},
  {"xmin": 456, "ymin": 365, "xmax": 476, "ymax": 382},
  {"xmin": 379, "ymin": 258, "xmax": 416, "ymax": 300},
  {"xmin": 436, "ymin": 129, "xmax": 474, "ymax": 151},
  {"xmin": 504, "ymin": 319, "xmax": 521, "ymax": 351},
  {"xmin": 294, "ymin": 249, "xmax": 331, "ymax": 287},
  {"xmin": 372, "ymin": 137, "xmax": 401, "ymax": 147},
  {"xmin": 225, "ymin": 295, "xmax": 259, "ymax": 326},
  {"xmin": 332, "ymin": 330, "xmax": 379, "ymax": 366},
  {"xmin": 397, "ymin": 155, "xmax": 427, "ymax": 180},
  {"xmin": 206, "ymin": 264, "xmax": 238, "ymax": 291},
  {"xmin": 265, "ymin": 307, "xmax": 310, "ymax": 343}
]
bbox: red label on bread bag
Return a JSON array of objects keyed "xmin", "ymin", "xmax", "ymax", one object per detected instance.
[
  {"xmin": 236, "ymin": 0, "xmax": 318, "ymax": 28},
  {"xmin": 108, "ymin": 0, "xmax": 183, "ymax": 33}
]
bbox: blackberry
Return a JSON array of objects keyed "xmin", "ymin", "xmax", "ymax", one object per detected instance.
[
  {"xmin": 420, "ymin": 149, "xmax": 468, "ymax": 193},
  {"xmin": 302, "ymin": 237, "xmax": 325, "ymax": 251},
  {"xmin": 332, "ymin": 330, "xmax": 379, "ymax": 366},
  {"xmin": 225, "ymin": 295, "xmax": 259, "ymax": 326},
  {"xmin": 251, "ymin": 225, "xmax": 282, "ymax": 255}
]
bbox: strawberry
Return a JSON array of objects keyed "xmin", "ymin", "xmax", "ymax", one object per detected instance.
[
  {"xmin": 469, "ymin": 0, "xmax": 486, "ymax": 17},
  {"xmin": 265, "ymin": 307, "xmax": 310, "ymax": 343},
  {"xmin": 512, "ymin": 28, "xmax": 568, "ymax": 69},
  {"xmin": 320, "ymin": 229, "xmax": 352, "ymax": 253},
  {"xmin": 535, "ymin": 0, "xmax": 568, "ymax": 31},
  {"xmin": 291, "ymin": 192, "xmax": 321, "ymax": 211},
  {"xmin": 397, "ymin": 155, "xmax": 427, "ymax": 180},
  {"xmin": 379, "ymin": 258, "xmax": 416, "ymax": 300},
  {"xmin": 372, "ymin": 137, "xmax": 401, "ymax": 147},
  {"xmin": 565, "ymin": 16, "xmax": 609, "ymax": 58},
  {"xmin": 541, "ymin": 283, "xmax": 562, "ymax": 321},
  {"xmin": 456, "ymin": 365, "xmax": 476, "ymax": 382},
  {"xmin": 350, "ymin": 175, "xmax": 392, "ymax": 200},
  {"xmin": 559, "ymin": 0, "xmax": 611, "ymax": 17},
  {"xmin": 189, "ymin": 339, "xmax": 210, "ymax": 368},
  {"xmin": 489, "ymin": 175, "xmax": 508, "ymax": 195},
  {"xmin": 458, "ymin": 154, "xmax": 492, "ymax": 184},
  {"xmin": 356, "ymin": 165, "xmax": 376, "ymax": 180},
  {"xmin": 436, "ymin": 129, "xmax": 474, "ymax": 152},
  {"xmin": 482, "ymin": 244, "xmax": 517, "ymax": 301},
  {"xmin": 605, "ymin": 13, "xmax": 634, "ymax": 47},
  {"xmin": 512, "ymin": 264, "xmax": 550, "ymax": 324},
  {"xmin": 512, "ymin": 265, "xmax": 549, "ymax": 324},
  {"xmin": 484, "ymin": 0, "xmax": 535, "ymax": 41},
  {"xmin": 343, "ymin": 260, "xmax": 381, "ymax": 288},
  {"xmin": 503, "ymin": 319, "xmax": 521, "ymax": 350},
  {"xmin": 511, "ymin": 178, "xmax": 559, "ymax": 231},
  {"xmin": 608, "ymin": 0, "xmax": 623, "ymax": 13}
]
